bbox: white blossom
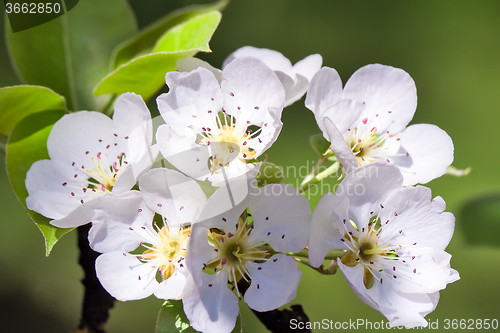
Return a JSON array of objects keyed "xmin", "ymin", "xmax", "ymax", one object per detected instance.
[
  {"xmin": 91, "ymin": 168, "xmax": 207, "ymax": 301},
  {"xmin": 183, "ymin": 176, "xmax": 310, "ymax": 333},
  {"xmin": 309, "ymin": 163, "xmax": 459, "ymax": 327},
  {"xmin": 156, "ymin": 57, "xmax": 285, "ymax": 185},
  {"xmin": 223, "ymin": 46, "xmax": 322, "ymax": 106},
  {"xmin": 306, "ymin": 64, "xmax": 453, "ymax": 185},
  {"xmin": 25, "ymin": 93, "xmax": 158, "ymax": 228}
]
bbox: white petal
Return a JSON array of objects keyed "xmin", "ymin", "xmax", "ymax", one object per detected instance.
[
  {"xmin": 157, "ymin": 68, "xmax": 222, "ymax": 137},
  {"xmin": 321, "ymin": 99, "xmax": 366, "ymax": 134},
  {"xmin": 221, "ymin": 57, "xmax": 285, "ymax": 129},
  {"xmin": 156, "ymin": 124, "xmax": 211, "ymax": 181},
  {"xmin": 322, "ymin": 117, "xmax": 358, "ymax": 174},
  {"xmin": 186, "ymin": 223, "xmax": 219, "ymax": 286},
  {"xmin": 281, "ymin": 53, "xmax": 323, "ymax": 106},
  {"xmin": 183, "ymin": 271, "xmax": 239, "ymax": 333},
  {"xmin": 177, "ymin": 57, "xmax": 223, "ymax": 83},
  {"xmin": 395, "ymin": 124, "xmax": 454, "ymax": 186},
  {"xmin": 154, "ymin": 266, "xmax": 188, "ymax": 300},
  {"xmin": 26, "ymin": 159, "xmax": 87, "ymax": 220},
  {"xmin": 308, "ymin": 193, "xmax": 350, "ymax": 267},
  {"xmin": 290, "ymin": 54, "xmax": 323, "ymax": 82},
  {"xmin": 244, "ymin": 111, "xmax": 282, "ymax": 158},
  {"xmin": 49, "ymin": 200, "xmax": 95, "ymax": 228},
  {"xmin": 139, "ymin": 168, "xmax": 207, "ymax": 228},
  {"xmin": 207, "ymin": 157, "xmax": 256, "ymax": 186},
  {"xmin": 248, "ymin": 184, "xmax": 310, "ymax": 253},
  {"xmin": 365, "ymin": 273, "xmax": 439, "ymax": 327},
  {"xmin": 46, "ymin": 111, "xmax": 116, "ymax": 181},
  {"xmin": 112, "ymin": 93, "xmax": 153, "ymax": 164},
  {"xmin": 384, "ymin": 292, "xmax": 439, "ymax": 328},
  {"xmin": 337, "ymin": 163, "xmax": 403, "ymax": 226},
  {"xmin": 88, "ymin": 191, "xmax": 155, "ymax": 253},
  {"xmin": 381, "ymin": 248, "xmax": 458, "ymax": 294},
  {"xmin": 95, "ymin": 252, "xmax": 159, "ymax": 301},
  {"xmin": 223, "ymin": 46, "xmax": 292, "ymax": 73},
  {"xmin": 343, "ymin": 64, "xmax": 417, "ymax": 134},
  {"xmin": 305, "ymin": 67, "xmax": 343, "ymax": 130},
  {"xmin": 112, "ymin": 144, "xmax": 159, "ymax": 194},
  {"xmin": 245, "ymin": 254, "xmax": 301, "ymax": 311},
  {"xmin": 275, "ymin": 70, "xmax": 308, "ymax": 107},
  {"xmin": 337, "ymin": 260, "xmax": 380, "ymax": 311},
  {"xmin": 198, "ymin": 172, "xmax": 259, "ymax": 227},
  {"xmin": 378, "ymin": 185, "xmax": 455, "ymax": 251}
]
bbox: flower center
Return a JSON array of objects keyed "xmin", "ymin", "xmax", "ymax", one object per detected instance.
[
  {"xmin": 196, "ymin": 110, "xmax": 262, "ymax": 174},
  {"xmin": 204, "ymin": 218, "xmax": 269, "ymax": 289},
  {"xmin": 345, "ymin": 127, "xmax": 384, "ymax": 167},
  {"xmin": 341, "ymin": 219, "xmax": 397, "ymax": 289},
  {"xmin": 86, "ymin": 152, "xmax": 125, "ymax": 194},
  {"xmin": 140, "ymin": 225, "xmax": 190, "ymax": 280}
]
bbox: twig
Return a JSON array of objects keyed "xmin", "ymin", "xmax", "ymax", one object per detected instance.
[{"xmin": 74, "ymin": 224, "xmax": 115, "ymax": 333}]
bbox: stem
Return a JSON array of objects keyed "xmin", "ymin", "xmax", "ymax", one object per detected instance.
[
  {"xmin": 299, "ymin": 155, "xmax": 329, "ymax": 186},
  {"xmin": 298, "ymin": 161, "xmax": 340, "ymax": 193},
  {"xmin": 75, "ymin": 224, "xmax": 115, "ymax": 333},
  {"xmin": 288, "ymin": 248, "xmax": 345, "ymax": 261},
  {"xmin": 445, "ymin": 165, "xmax": 472, "ymax": 177},
  {"xmin": 295, "ymin": 258, "xmax": 339, "ymax": 275}
]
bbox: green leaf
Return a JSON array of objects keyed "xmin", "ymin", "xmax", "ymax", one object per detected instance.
[
  {"xmin": 94, "ymin": 11, "xmax": 222, "ymax": 100},
  {"xmin": 309, "ymin": 132, "xmax": 331, "ymax": 155},
  {"xmin": 156, "ymin": 300, "xmax": 197, "ymax": 333},
  {"xmin": 112, "ymin": 0, "xmax": 228, "ymax": 69},
  {"xmin": 155, "ymin": 300, "xmax": 242, "ymax": 333},
  {"xmin": 5, "ymin": 110, "xmax": 72, "ymax": 256},
  {"xmin": 0, "ymin": 85, "xmax": 66, "ymax": 136},
  {"xmin": 5, "ymin": 0, "xmax": 137, "ymax": 111},
  {"xmin": 94, "ymin": 51, "xmax": 189, "ymax": 100},
  {"xmin": 152, "ymin": 11, "xmax": 221, "ymax": 53},
  {"xmin": 460, "ymin": 194, "xmax": 500, "ymax": 247}
]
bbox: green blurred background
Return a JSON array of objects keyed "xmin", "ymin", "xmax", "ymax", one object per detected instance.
[{"xmin": 1, "ymin": 0, "xmax": 500, "ymax": 332}]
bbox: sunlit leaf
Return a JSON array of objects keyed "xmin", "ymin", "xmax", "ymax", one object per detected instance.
[
  {"xmin": 0, "ymin": 85, "xmax": 66, "ymax": 136},
  {"xmin": 152, "ymin": 11, "xmax": 221, "ymax": 53},
  {"xmin": 5, "ymin": 110, "xmax": 72, "ymax": 255},
  {"xmin": 94, "ymin": 51, "xmax": 189, "ymax": 100},
  {"xmin": 94, "ymin": 11, "xmax": 221, "ymax": 100},
  {"xmin": 460, "ymin": 193, "xmax": 500, "ymax": 247},
  {"xmin": 112, "ymin": 0, "xmax": 228, "ymax": 69},
  {"xmin": 5, "ymin": 0, "xmax": 137, "ymax": 111}
]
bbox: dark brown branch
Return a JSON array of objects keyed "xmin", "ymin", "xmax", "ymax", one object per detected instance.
[
  {"xmin": 238, "ymin": 280, "xmax": 312, "ymax": 333},
  {"xmin": 74, "ymin": 224, "xmax": 116, "ymax": 333}
]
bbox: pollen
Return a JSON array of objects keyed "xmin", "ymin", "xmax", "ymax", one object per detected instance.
[
  {"xmin": 204, "ymin": 218, "xmax": 269, "ymax": 289},
  {"xmin": 140, "ymin": 226, "xmax": 191, "ymax": 280}
]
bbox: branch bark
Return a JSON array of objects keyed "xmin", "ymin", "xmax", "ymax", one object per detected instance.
[{"xmin": 74, "ymin": 224, "xmax": 116, "ymax": 333}]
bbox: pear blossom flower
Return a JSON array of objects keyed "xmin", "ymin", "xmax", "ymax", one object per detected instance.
[
  {"xmin": 183, "ymin": 176, "xmax": 310, "ymax": 333},
  {"xmin": 305, "ymin": 64, "xmax": 453, "ymax": 185},
  {"xmin": 91, "ymin": 168, "xmax": 207, "ymax": 301},
  {"xmin": 309, "ymin": 163, "xmax": 459, "ymax": 327},
  {"xmin": 156, "ymin": 57, "xmax": 285, "ymax": 185},
  {"xmin": 223, "ymin": 46, "xmax": 322, "ymax": 106},
  {"xmin": 25, "ymin": 93, "xmax": 158, "ymax": 228}
]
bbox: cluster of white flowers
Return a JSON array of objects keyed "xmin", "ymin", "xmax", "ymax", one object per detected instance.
[{"xmin": 25, "ymin": 46, "xmax": 459, "ymax": 332}]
